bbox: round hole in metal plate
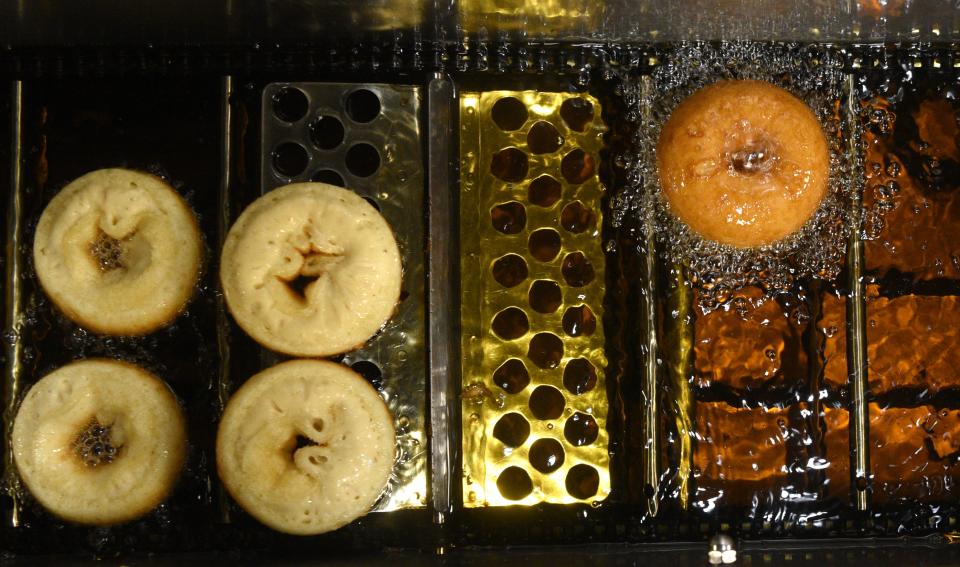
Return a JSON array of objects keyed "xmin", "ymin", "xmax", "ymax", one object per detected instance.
[
  {"xmin": 310, "ymin": 169, "xmax": 345, "ymax": 186},
  {"xmin": 345, "ymin": 143, "xmax": 381, "ymax": 177},
  {"xmin": 272, "ymin": 142, "xmax": 310, "ymax": 177},
  {"xmin": 350, "ymin": 360, "xmax": 382, "ymax": 389},
  {"xmin": 310, "ymin": 115, "xmax": 345, "ymax": 150},
  {"xmin": 346, "ymin": 89, "xmax": 381, "ymax": 123},
  {"xmin": 272, "ymin": 86, "xmax": 309, "ymax": 123}
]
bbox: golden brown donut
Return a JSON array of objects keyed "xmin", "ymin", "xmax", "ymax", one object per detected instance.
[
  {"xmin": 33, "ymin": 168, "xmax": 202, "ymax": 335},
  {"xmin": 12, "ymin": 359, "xmax": 186, "ymax": 525},
  {"xmin": 657, "ymin": 80, "xmax": 830, "ymax": 248}
]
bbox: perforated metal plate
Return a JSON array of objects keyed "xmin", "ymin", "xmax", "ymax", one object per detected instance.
[
  {"xmin": 459, "ymin": 91, "xmax": 611, "ymax": 507},
  {"xmin": 261, "ymin": 82, "xmax": 426, "ymax": 512}
]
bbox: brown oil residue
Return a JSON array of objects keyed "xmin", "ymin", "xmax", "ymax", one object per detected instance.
[
  {"xmin": 491, "ymin": 254, "xmax": 529, "ymax": 288},
  {"xmin": 492, "ymin": 358, "xmax": 530, "ymax": 394},
  {"xmin": 528, "ymin": 228, "xmax": 561, "ymax": 262},
  {"xmin": 528, "ymin": 438, "xmax": 565, "ymax": 473},
  {"xmin": 491, "ymin": 201, "xmax": 527, "ymax": 234},
  {"xmin": 528, "ymin": 174, "xmax": 562, "ymax": 207},
  {"xmin": 528, "ymin": 279, "xmax": 562, "ymax": 313},
  {"xmin": 529, "ymin": 385, "xmax": 565, "ymax": 420},
  {"xmin": 493, "ymin": 412, "xmax": 531, "ymax": 448}
]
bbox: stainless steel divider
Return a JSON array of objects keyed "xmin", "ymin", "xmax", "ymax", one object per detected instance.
[
  {"xmin": 427, "ymin": 74, "xmax": 455, "ymax": 524},
  {"xmin": 215, "ymin": 75, "xmax": 234, "ymax": 523},
  {"xmin": 843, "ymin": 73, "xmax": 871, "ymax": 512},
  {"xmin": 639, "ymin": 75, "xmax": 661, "ymax": 517},
  {"xmin": 2, "ymin": 79, "xmax": 23, "ymax": 528}
]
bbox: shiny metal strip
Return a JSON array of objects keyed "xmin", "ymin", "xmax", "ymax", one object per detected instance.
[
  {"xmin": 2, "ymin": 80, "xmax": 23, "ymax": 528},
  {"xmin": 216, "ymin": 75, "xmax": 234, "ymax": 523},
  {"xmin": 640, "ymin": 75, "xmax": 660, "ymax": 517},
  {"xmin": 427, "ymin": 75, "xmax": 455, "ymax": 524},
  {"xmin": 844, "ymin": 73, "xmax": 870, "ymax": 512}
]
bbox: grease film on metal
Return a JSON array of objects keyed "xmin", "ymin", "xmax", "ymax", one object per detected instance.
[
  {"xmin": 460, "ymin": 90, "xmax": 610, "ymax": 507},
  {"xmin": 260, "ymin": 82, "xmax": 426, "ymax": 512}
]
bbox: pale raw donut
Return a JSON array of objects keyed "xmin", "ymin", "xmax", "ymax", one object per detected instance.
[
  {"xmin": 33, "ymin": 168, "xmax": 202, "ymax": 335},
  {"xmin": 12, "ymin": 359, "xmax": 186, "ymax": 525},
  {"xmin": 220, "ymin": 182, "xmax": 402, "ymax": 357},
  {"xmin": 216, "ymin": 359, "xmax": 395, "ymax": 535},
  {"xmin": 657, "ymin": 80, "xmax": 830, "ymax": 248}
]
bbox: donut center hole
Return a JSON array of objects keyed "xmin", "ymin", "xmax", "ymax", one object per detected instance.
[
  {"xmin": 279, "ymin": 251, "xmax": 344, "ymax": 303},
  {"xmin": 729, "ymin": 140, "xmax": 777, "ymax": 175},
  {"xmin": 73, "ymin": 419, "xmax": 120, "ymax": 467},
  {"xmin": 89, "ymin": 230, "xmax": 127, "ymax": 272}
]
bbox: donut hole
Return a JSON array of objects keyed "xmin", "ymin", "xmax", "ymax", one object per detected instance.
[
  {"xmin": 89, "ymin": 230, "xmax": 127, "ymax": 272},
  {"xmin": 497, "ymin": 466, "xmax": 533, "ymax": 500},
  {"xmin": 278, "ymin": 251, "xmax": 345, "ymax": 303},
  {"xmin": 527, "ymin": 332, "xmax": 564, "ymax": 369},
  {"xmin": 560, "ymin": 201, "xmax": 595, "ymax": 234},
  {"xmin": 728, "ymin": 138, "xmax": 778, "ymax": 175},
  {"xmin": 73, "ymin": 419, "xmax": 120, "ymax": 468}
]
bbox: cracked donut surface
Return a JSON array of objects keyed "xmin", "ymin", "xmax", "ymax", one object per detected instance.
[
  {"xmin": 657, "ymin": 80, "xmax": 830, "ymax": 248},
  {"xmin": 33, "ymin": 168, "xmax": 202, "ymax": 335},
  {"xmin": 12, "ymin": 359, "xmax": 186, "ymax": 525},
  {"xmin": 221, "ymin": 182, "xmax": 402, "ymax": 357},
  {"xmin": 216, "ymin": 359, "xmax": 396, "ymax": 535}
]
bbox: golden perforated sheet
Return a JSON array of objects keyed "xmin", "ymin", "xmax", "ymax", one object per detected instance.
[{"xmin": 460, "ymin": 91, "xmax": 610, "ymax": 507}]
